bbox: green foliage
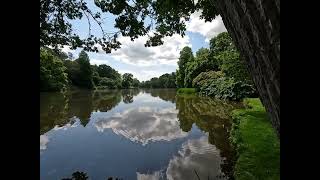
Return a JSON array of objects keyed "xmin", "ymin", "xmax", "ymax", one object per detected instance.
[
  {"xmin": 74, "ymin": 50, "xmax": 94, "ymax": 89},
  {"xmin": 230, "ymin": 98, "xmax": 280, "ymax": 180},
  {"xmin": 97, "ymin": 64, "xmax": 120, "ymax": 79},
  {"xmin": 210, "ymin": 33, "xmax": 253, "ymax": 84},
  {"xmin": 183, "ymin": 47, "xmax": 218, "ymax": 87},
  {"xmin": 40, "ymin": 0, "xmax": 120, "ymax": 52},
  {"xmin": 40, "ymin": 0, "xmax": 218, "ymax": 53},
  {"xmin": 176, "ymin": 70, "xmax": 184, "ymax": 88},
  {"xmin": 210, "ymin": 32, "xmax": 236, "ymax": 56},
  {"xmin": 175, "ymin": 32, "xmax": 256, "ymax": 100},
  {"xmin": 95, "ymin": 64, "xmax": 122, "ymax": 89},
  {"xmin": 40, "ymin": 48, "xmax": 68, "ymax": 92},
  {"xmin": 176, "ymin": 47, "xmax": 194, "ymax": 87},
  {"xmin": 192, "ymin": 71, "xmax": 224, "ymax": 88},
  {"xmin": 99, "ymin": 77, "xmax": 118, "ymax": 89},
  {"xmin": 195, "ymin": 71, "xmax": 256, "ymax": 101},
  {"xmin": 122, "ymin": 73, "xmax": 133, "ymax": 89},
  {"xmin": 140, "ymin": 72, "xmax": 176, "ymax": 88},
  {"xmin": 91, "ymin": 65, "xmax": 100, "ymax": 86},
  {"xmin": 177, "ymin": 88, "xmax": 196, "ymax": 94},
  {"xmin": 132, "ymin": 78, "xmax": 140, "ymax": 88}
]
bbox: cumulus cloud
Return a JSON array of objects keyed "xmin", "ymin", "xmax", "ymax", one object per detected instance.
[
  {"xmin": 94, "ymin": 106, "xmax": 187, "ymax": 145},
  {"xmin": 186, "ymin": 11, "xmax": 227, "ymax": 42},
  {"xmin": 109, "ymin": 33, "xmax": 191, "ymax": 67},
  {"xmin": 166, "ymin": 136, "xmax": 225, "ymax": 180}
]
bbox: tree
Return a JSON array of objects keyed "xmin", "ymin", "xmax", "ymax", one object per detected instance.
[
  {"xmin": 184, "ymin": 47, "xmax": 214, "ymax": 87},
  {"xmin": 64, "ymin": 59, "xmax": 80, "ymax": 86},
  {"xmin": 40, "ymin": 48, "xmax": 68, "ymax": 91},
  {"xmin": 41, "ymin": 0, "xmax": 280, "ymax": 137},
  {"xmin": 209, "ymin": 33, "xmax": 253, "ymax": 85},
  {"xmin": 132, "ymin": 78, "xmax": 140, "ymax": 88},
  {"xmin": 97, "ymin": 64, "xmax": 113, "ymax": 78},
  {"xmin": 96, "ymin": 64, "xmax": 122, "ymax": 88},
  {"xmin": 212, "ymin": 0, "xmax": 280, "ymax": 137},
  {"xmin": 176, "ymin": 46, "xmax": 194, "ymax": 87},
  {"xmin": 75, "ymin": 50, "xmax": 94, "ymax": 88},
  {"xmin": 122, "ymin": 73, "xmax": 133, "ymax": 89}
]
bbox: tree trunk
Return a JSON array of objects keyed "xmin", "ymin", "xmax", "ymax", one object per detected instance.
[{"xmin": 215, "ymin": 0, "xmax": 280, "ymax": 138}]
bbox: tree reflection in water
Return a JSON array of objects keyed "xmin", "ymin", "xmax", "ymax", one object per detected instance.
[
  {"xmin": 175, "ymin": 94, "xmax": 242, "ymax": 179},
  {"xmin": 40, "ymin": 89, "xmax": 123, "ymax": 134},
  {"xmin": 121, "ymin": 89, "xmax": 140, "ymax": 104}
]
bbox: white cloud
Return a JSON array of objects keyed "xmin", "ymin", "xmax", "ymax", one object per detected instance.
[
  {"xmin": 109, "ymin": 33, "xmax": 191, "ymax": 67},
  {"xmin": 90, "ymin": 58, "xmax": 109, "ymax": 65},
  {"xmin": 186, "ymin": 11, "xmax": 227, "ymax": 42}
]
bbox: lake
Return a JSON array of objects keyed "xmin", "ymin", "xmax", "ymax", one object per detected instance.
[{"xmin": 40, "ymin": 89, "xmax": 242, "ymax": 180}]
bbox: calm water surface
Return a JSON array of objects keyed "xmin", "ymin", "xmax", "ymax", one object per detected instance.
[{"xmin": 40, "ymin": 89, "xmax": 241, "ymax": 180}]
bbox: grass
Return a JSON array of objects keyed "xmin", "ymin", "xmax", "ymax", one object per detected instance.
[
  {"xmin": 177, "ymin": 88, "xmax": 196, "ymax": 94},
  {"xmin": 230, "ymin": 98, "xmax": 280, "ymax": 180}
]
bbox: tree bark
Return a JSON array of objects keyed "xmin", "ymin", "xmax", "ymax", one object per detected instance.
[{"xmin": 214, "ymin": 0, "xmax": 280, "ymax": 138}]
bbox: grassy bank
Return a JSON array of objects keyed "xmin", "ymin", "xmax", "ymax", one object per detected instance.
[
  {"xmin": 176, "ymin": 88, "xmax": 196, "ymax": 94},
  {"xmin": 230, "ymin": 98, "xmax": 280, "ymax": 180}
]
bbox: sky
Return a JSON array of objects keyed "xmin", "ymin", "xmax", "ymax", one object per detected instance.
[{"xmin": 63, "ymin": 1, "xmax": 227, "ymax": 81}]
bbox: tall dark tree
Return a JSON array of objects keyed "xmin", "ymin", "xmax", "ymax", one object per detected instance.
[
  {"xmin": 176, "ymin": 46, "xmax": 194, "ymax": 88},
  {"xmin": 75, "ymin": 50, "xmax": 94, "ymax": 88},
  {"xmin": 213, "ymin": 0, "xmax": 280, "ymax": 137}
]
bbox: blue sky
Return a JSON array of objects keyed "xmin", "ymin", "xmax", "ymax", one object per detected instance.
[{"xmin": 64, "ymin": 0, "xmax": 227, "ymax": 81}]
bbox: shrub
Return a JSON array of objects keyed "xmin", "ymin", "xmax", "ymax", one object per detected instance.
[{"xmin": 194, "ymin": 71, "xmax": 256, "ymax": 100}]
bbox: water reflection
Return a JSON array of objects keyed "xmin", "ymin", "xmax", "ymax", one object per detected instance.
[
  {"xmin": 40, "ymin": 90, "xmax": 123, "ymax": 134},
  {"xmin": 40, "ymin": 89, "xmax": 241, "ymax": 180},
  {"xmin": 95, "ymin": 106, "xmax": 187, "ymax": 145},
  {"xmin": 40, "ymin": 135, "xmax": 49, "ymax": 150},
  {"xmin": 175, "ymin": 95, "xmax": 241, "ymax": 178},
  {"xmin": 166, "ymin": 136, "xmax": 225, "ymax": 180},
  {"xmin": 143, "ymin": 89, "xmax": 176, "ymax": 103},
  {"xmin": 121, "ymin": 89, "xmax": 140, "ymax": 104}
]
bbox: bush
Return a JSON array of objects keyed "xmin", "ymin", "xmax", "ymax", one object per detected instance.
[{"xmin": 194, "ymin": 71, "xmax": 256, "ymax": 100}]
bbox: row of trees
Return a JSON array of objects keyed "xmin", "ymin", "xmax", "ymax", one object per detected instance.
[
  {"xmin": 40, "ymin": 48, "xmax": 139, "ymax": 92},
  {"xmin": 176, "ymin": 32, "xmax": 257, "ymax": 100},
  {"xmin": 140, "ymin": 72, "xmax": 176, "ymax": 88}
]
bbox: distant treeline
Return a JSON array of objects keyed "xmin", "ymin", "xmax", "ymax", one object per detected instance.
[
  {"xmin": 40, "ymin": 48, "xmax": 140, "ymax": 92},
  {"xmin": 139, "ymin": 73, "xmax": 176, "ymax": 88}
]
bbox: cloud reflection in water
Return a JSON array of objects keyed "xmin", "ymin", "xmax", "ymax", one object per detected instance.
[
  {"xmin": 95, "ymin": 106, "xmax": 188, "ymax": 145},
  {"xmin": 166, "ymin": 136, "xmax": 226, "ymax": 180}
]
